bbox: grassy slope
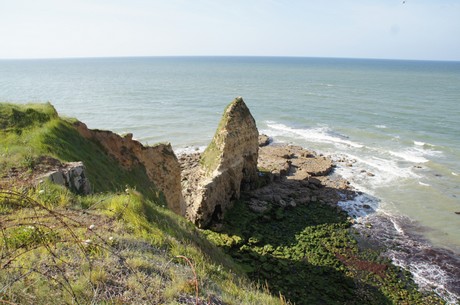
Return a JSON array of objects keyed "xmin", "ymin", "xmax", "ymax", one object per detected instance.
[
  {"xmin": 0, "ymin": 103, "xmax": 281, "ymax": 304},
  {"xmin": 0, "ymin": 102, "xmax": 160, "ymax": 198}
]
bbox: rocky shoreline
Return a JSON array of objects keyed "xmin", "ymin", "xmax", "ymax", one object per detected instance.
[
  {"xmin": 179, "ymin": 138, "xmax": 357, "ymax": 227},
  {"xmin": 2, "ymin": 99, "xmax": 457, "ymax": 303}
]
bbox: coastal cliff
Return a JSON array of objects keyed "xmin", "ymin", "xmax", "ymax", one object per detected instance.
[
  {"xmin": 0, "ymin": 101, "xmax": 449, "ymax": 305},
  {"xmin": 74, "ymin": 122, "xmax": 185, "ymax": 215}
]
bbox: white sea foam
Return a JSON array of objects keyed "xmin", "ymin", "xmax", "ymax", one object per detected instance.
[
  {"xmin": 389, "ymin": 250, "xmax": 459, "ymax": 304},
  {"xmin": 338, "ymin": 193, "xmax": 379, "ymax": 219},
  {"xmin": 451, "ymin": 172, "xmax": 458, "ymax": 176},
  {"xmin": 336, "ymin": 152, "xmax": 418, "ymax": 189},
  {"xmin": 389, "ymin": 216, "xmax": 405, "ymax": 235},
  {"xmin": 414, "ymin": 140, "xmax": 435, "ymax": 147},
  {"xmin": 265, "ymin": 122, "xmax": 364, "ymax": 148},
  {"xmin": 175, "ymin": 145, "xmax": 206, "ymax": 155},
  {"xmin": 418, "ymin": 181, "xmax": 431, "ymax": 187},
  {"xmin": 389, "ymin": 149, "xmax": 430, "ymax": 163},
  {"xmin": 375, "ymin": 124, "xmax": 387, "ymax": 129}
]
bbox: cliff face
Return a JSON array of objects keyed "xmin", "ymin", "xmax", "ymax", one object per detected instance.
[
  {"xmin": 72, "ymin": 97, "xmax": 259, "ymax": 226},
  {"xmin": 75, "ymin": 122, "xmax": 185, "ymax": 215},
  {"xmin": 182, "ymin": 97, "xmax": 259, "ymax": 227}
]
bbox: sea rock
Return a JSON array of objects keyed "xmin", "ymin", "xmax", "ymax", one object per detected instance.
[
  {"xmin": 183, "ymin": 97, "xmax": 259, "ymax": 227},
  {"xmin": 258, "ymin": 134, "xmax": 271, "ymax": 147},
  {"xmin": 258, "ymin": 145, "xmax": 333, "ymax": 179},
  {"xmin": 75, "ymin": 122, "xmax": 185, "ymax": 215}
]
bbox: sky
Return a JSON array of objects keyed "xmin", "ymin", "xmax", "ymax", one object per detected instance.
[{"xmin": 0, "ymin": 0, "xmax": 459, "ymax": 61}]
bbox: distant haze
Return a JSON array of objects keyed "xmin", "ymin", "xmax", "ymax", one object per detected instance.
[{"xmin": 1, "ymin": 0, "xmax": 459, "ymax": 61}]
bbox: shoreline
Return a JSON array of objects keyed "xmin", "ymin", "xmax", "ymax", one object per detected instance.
[{"xmin": 177, "ymin": 137, "xmax": 460, "ymax": 304}]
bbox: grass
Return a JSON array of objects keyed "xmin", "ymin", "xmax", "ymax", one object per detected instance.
[
  {"xmin": 0, "ymin": 103, "xmax": 162, "ymax": 200},
  {"xmin": 0, "ymin": 187, "xmax": 283, "ymax": 305},
  {"xmin": 203, "ymin": 198, "xmax": 447, "ymax": 305},
  {"xmin": 0, "ymin": 102, "xmax": 283, "ymax": 304}
]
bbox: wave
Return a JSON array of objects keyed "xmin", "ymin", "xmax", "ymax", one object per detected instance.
[
  {"xmin": 414, "ymin": 140, "xmax": 435, "ymax": 147},
  {"xmin": 389, "ymin": 149, "xmax": 430, "ymax": 163},
  {"xmin": 174, "ymin": 145, "xmax": 206, "ymax": 156},
  {"xmin": 337, "ymin": 193, "xmax": 379, "ymax": 219},
  {"xmin": 264, "ymin": 121, "xmax": 364, "ymax": 148}
]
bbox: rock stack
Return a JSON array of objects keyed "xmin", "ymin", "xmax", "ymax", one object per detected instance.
[{"xmin": 181, "ymin": 97, "xmax": 259, "ymax": 227}]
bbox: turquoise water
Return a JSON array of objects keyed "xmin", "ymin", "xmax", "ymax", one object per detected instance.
[{"xmin": 1, "ymin": 57, "xmax": 459, "ymax": 301}]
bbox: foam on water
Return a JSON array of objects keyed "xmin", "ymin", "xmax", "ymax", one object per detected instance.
[
  {"xmin": 265, "ymin": 121, "xmax": 364, "ymax": 148},
  {"xmin": 337, "ymin": 193, "xmax": 379, "ymax": 219},
  {"xmin": 357, "ymin": 213, "xmax": 460, "ymax": 304},
  {"xmin": 389, "ymin": 149, "xmax": 430, "ymax": 163},
  {"xmin": 414, "ymin": 140, "xmax": 435, "ymax": 147},
  {"xmin": 174, "ymin": 145, "xmax": 206, "ymax": 156},
  {"xmin": 418, "ymin": 181, "xmax": 431, "ymax": 187}
]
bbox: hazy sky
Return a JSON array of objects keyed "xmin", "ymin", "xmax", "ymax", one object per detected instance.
[{"xmin": 1, "ymin": 0, "xmax": 459, "ymax": 61}]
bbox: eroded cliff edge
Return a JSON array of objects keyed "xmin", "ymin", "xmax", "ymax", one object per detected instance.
[{"xmin": 74, "ymin": 122, "xmax": 185, "ymax": 215}]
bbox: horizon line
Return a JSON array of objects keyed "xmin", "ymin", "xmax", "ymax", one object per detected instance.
[{"xmin": 0, "ymin": 55, "xmax": 459, "ymax": 63}]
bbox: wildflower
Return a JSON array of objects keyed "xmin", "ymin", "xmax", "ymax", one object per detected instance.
[
  {"xmin": 38, "ymin": 190, "xmax": 45, "ymax": 195},
  {"xmin": 83, "ymin": 239, "xmax": 92, "ymax": 246},
  {"xmin": 108, "ymin": 236, "xmax": 114, "ymax": 241},
  {"xmin": 88, "ymin": 224, "xmax": 96, "ymax": 230}
]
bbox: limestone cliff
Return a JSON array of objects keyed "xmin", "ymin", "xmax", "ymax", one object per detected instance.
[
  {"xmin": 182, "ymin": 97, "xmax": 259, "ymax": 227},
  {"xmin": 75, "ymin": 122, "xmax": 185, "ymax": 215}
]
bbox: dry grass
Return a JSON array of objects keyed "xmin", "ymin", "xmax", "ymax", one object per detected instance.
[{"xmin": 0, "ymin": 189, "xmax": 285, "ymax": 305}]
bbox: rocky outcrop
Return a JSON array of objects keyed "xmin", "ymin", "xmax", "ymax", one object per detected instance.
[
  {"xmin": 41, "ymin": 161, "xmax": 92, "ymax": 195},
  {"xmin": 247, "ymin": 144, "xmax": 353, "ymax": 216},
  {"xmin": 258, "ymin": 134, "xmax": 271, "ymax": 147},
  {"xmin": 75, "ymin": 122, "xmax": 185, "ymax": 215},
  {"xmin": 182, "ymin": 97, "xmax": 259, "ymax": 227},
  {"xmin": 258, "ymin": 144, "xmax": 334, "ymax": 181}
]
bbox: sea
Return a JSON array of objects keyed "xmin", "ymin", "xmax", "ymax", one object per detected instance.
[{"xmin": 1, "ymin": 56, "xmax": 459, "ymax": 303}]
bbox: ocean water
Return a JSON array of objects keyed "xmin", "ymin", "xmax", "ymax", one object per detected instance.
[{"xmin": 1, "ymin": 56, "xmax": 459, "ymax": 302}]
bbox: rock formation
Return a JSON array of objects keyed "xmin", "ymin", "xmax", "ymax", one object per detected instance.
[
  {"xmin": 181, "ymin": 97, "xmax": 259, "ymax": 227},
  {"xmin": 75, "ymin": 122, "xmax": 185, "ymax": 215},
  {"xmin": 258, "ymin": 144, "xmax": 334, "ymax": 181},
  {"xmin": 47, "ymin": 161, "xmax": 91, "ymax": 194},
  {"xmin": 39, "ymin": 160, "xmax": 91, "ymax": 195},
  {"xmin": 258, "ymin": 134, "xmax": 271, "ymax": 147}
]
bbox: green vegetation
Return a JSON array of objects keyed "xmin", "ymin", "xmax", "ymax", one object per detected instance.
[
  {"xmin": 0, "ymin": 103, "xmax": 161, "ymax": 199},
  {"xmin": 0, "ymin": 102, "xmax": 282, "ymax": 304},
  {"xmin": 0, "ymin": 102, "xmax": 448, "ymax": 304},
  {"xmin": 0, "ymin": 188, "xmax": 281, "ymax": 305},
  {"xmin": 203, "ymin": 199, "xmax": 446, "ymax": 305},
  {"xmin": 200, "ymin": 98, "xmax": 235, "ymax": 174}
]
